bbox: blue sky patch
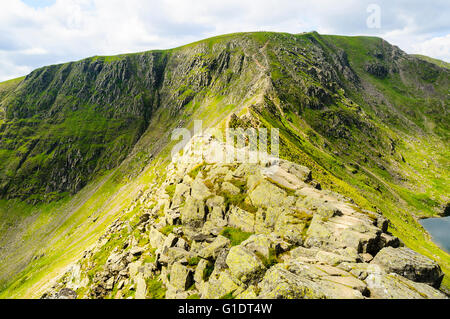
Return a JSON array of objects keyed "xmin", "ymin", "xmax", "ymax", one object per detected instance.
[{"xmin": 22, "ymin": 0, "xmax": 56, "ymax": 9}]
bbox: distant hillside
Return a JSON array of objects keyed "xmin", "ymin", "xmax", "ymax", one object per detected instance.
[{"xmin": 413, "ymin": 54, "xmax": 450, "ymax": 69}]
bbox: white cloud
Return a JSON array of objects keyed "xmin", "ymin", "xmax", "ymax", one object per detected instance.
[
  {"xmin": 0, "ymin": 0, "xmax": 448, "ymax": 81},
  {"xmin": 0, "ymin": 52, "xmax": 31, "ymax": 81},
  {"xmin": 410, "ymin": 34, "xmax": 450, "ymax": 61},
  {"xmin": 19, "ymin": 47, "xmax": 48, "ymax": 55}
]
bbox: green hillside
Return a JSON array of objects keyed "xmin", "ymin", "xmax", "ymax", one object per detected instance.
[{"xmin": 413, "ymin": 54, "xmax": 450, "ymax": 70}]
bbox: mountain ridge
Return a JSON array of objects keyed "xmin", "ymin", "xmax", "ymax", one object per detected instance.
[{"xmin": 0, "ymin": 31, "xmax": 448, "ymax": 298}]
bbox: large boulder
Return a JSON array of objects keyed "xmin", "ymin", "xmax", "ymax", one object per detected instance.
[
  {"xmin": 286, "ymin": 260, "xmax": 367, "ymax": 298},
  {"xmin": 279, "ymin": 161, "xmax": 312, "ymax": 182},
  {"xmin": 290, "ymin": 246, "xmax": 320, "ymax": 259},
  {"xmin": 249, "ymin": 180, "xmax": 287, "ymax": 208},
  {"xmin": 221, "ymin": 181, "xmax": 240, "ymax": 195},
  {"xmin": 258, "ymin": 266, "xmax": 324, "ymax": 299},
  {"xmin": 194, "ymin": 259, "xmax": 210, "ymax": 285},
  {"xmin": 254, "ymin": 206, "xmax": 281, "ymax": 233},
  {"xmin": 257, "ymin": 262, "xmax": 366, "ymax": 299},
  {"xmin": 378, "ymin": 233, "xmax": 401, "ymax": 249},
  {"xmin": 199, "ymin": 235, "xmax": 231, "ymax": 259},
  {"xmin": 305, "ymin": 212, "xmax": 382, "ymax": 254},
  {"xmin": 214, "ymin": 247, "xmax": 230, "ymax": 272},
  {"xmin": 135, "ymin": 274, "xmax": 147, "ymax": 299},
  {"xmin": 371, "ymin": 247, "xmax": 444, "ymax": 288},
  {"xmin": 155, "ymin": 233, "xmax": 178, "ymax": 263},
  {"xmin": 261, "ymin": 165, "xmax": 305, "ymax": 190},
  {"xmin": 181, "ymin": 196, "xmax": 206, "ymax": 228},
  {"xmin": 226, "ymin": 246, "xmax": 266, "ymax": 284},
  {"xmin": 149, "ymin": 227, "xmax": 166, "ymax": 248},
  {"xmin": 228, "ymin": 206, "xmax": 255, "ymax": 233},
  {"xmin": 170, "ymin": 263, "xmax": 194, "ymax": 291},
  {"xmin": 206, "ymin": 195, "xmax": 226, "ymax": 227},
  {"xmin": 128, "ymin": 260, "xmax": 143, "ymax": 280},
  {"xmin": 201, "ymin": 270, "xmax": 242, "ymax": 299},
  {"xmin": 172, "ymin": 183, "xmax": 190, "ymax": 207},
  {"xmin": 241, "ymin": 234, "xmax": 273, "ymax": 260},
  {"xmin": 366, "ymin": 271, "xmax": 446, "ymax": 299},
  {"xmin": 274, "ymin": 208, "xmax": 309, "ymax": 245},
  {"xmin": 158, "ymin": 247, "xmax": 190, "ymax": 265},
  {"xmin": 315, "ymin": 250, "xmax": 356, "ymax": 266},
  {"xmin": 191, "ymin": 179, "xmax": 212, "ymax": 201}
]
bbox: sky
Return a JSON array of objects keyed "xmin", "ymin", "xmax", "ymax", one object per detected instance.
[{"xmin": 0, "ymin": 0, "xmax": 449, "ymax": 81}]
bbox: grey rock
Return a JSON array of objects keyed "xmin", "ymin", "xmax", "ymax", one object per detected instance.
[
  {"xmin": 194, "ymin": 259, "xmax": 210, "ymax": 284},
  {"xmin": 221, "ymin": 181, "xmax": 240, "ymax": 195},
  {"xmin": 172, "ymin": 183, "xmax": 191, "ymax": 207},
  {"xmin": 202, "ymin": 270, "xmax": 241, "ymax": 299},
  {"xmin": 170, "ymin": 263, "xmax": 194, "ymax": 291},
  {"xmin": 56, "ymin": 288, "xmax": 77, "ymax": 299},
  {"xmin": 149, "ymin": 227, "xmax": 166, "ymax": 248},
  {"xmin": 191, "ymin": 179, "xmax": 212, "ymax": 201},
  {"xmin": 366, "ymin": 272, "xmax": 447, "ymax": 299},
  {"xmin": 135, "ymin": 274, "xmax": 147, "ymax": 299},
  {"xmin": 226, "ymin": 246, "xmax": 266, "ymax": 284},
  {"xmin": 280, "ymin": 161, "xmax": 312, "ymax": 182},
  {"xmin": 181, "ymin": 196, "xmax": 206, "ymax": 228},
  {"xmin": 227, "ymin": 206, "xmax": 255, "ymax": 233},
  {"xmin": 371, "ymin": 247, "xmax": 444, "ymax": 288},
  {"xmin": 199, "ymin": 235, "xmax": 230, "ymax": 259},
  {"xmin": 241, "ymin": 234, "xmax": 273, "ymax": 260},
  {"xmin": 249, "ymin": 180, "xmax": 287, "ymax": 208}
]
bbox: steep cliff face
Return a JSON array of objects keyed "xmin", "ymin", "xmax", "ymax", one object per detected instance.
[
  {"xmin": 0, "ymin": 36, "xmax": 261, "ymax": 201},
  {"xmin": 0, "ymin": 31, "xmax": 448, "ymax": 298},
  {"xmin": 0, "ymin": 53, "xmax": 167, "ymax": 200}
]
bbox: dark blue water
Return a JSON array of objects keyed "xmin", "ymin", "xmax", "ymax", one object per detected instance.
[{"xmin": 420, "ymin": 216, "xmax": 450, "ymax": 253}]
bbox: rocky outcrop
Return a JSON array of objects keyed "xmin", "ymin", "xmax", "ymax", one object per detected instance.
[
  {"xmin": 371, "ymin": 247, "xmax": 444, "ymax": 288},
  {"xmin": 365, "ymin": 62, "xmax": 389, "ymax": 78},
  {"xmin": 259, "ymin": 259, "xmax": 369, "ymax": 299},
  {"xmin": 42, "ymin": 134, "xmax": 447, "ymax": 299},
  {"xmin": 338, "ymin": 262, "xmax": 447, "ymax": 299}
]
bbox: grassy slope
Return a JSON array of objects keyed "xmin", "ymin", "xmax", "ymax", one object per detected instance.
[
  {"xmin": 0, "ymin": 77, "xmax": 24, "ymax": 99},
  {"xmin": 0, "ymin": 114, "xmax": 173, "ymax": 298},
  {"xmin": 325, "ymin": 35, "xmax": 449, "ymax": 215},
  {"xmin": 413, "ymin": 54, "xmax": 450, "ymax": 70},
  {"xmin": 0, "ymin": 77, "xmax": 24, "ymax": 122}
]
